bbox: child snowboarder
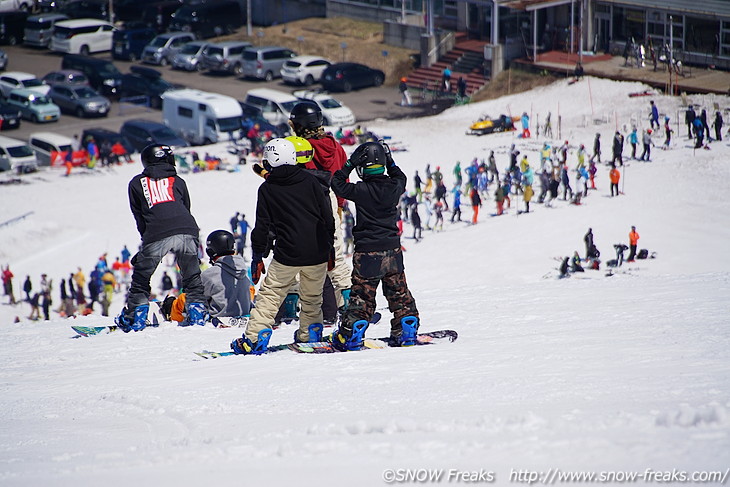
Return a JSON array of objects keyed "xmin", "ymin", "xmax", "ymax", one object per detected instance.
[
  {"xmin": 115, "ymin": 145, "xmax": 207, "ymax": 332},
  {"xmin": 329, "ymin": 141, "xmax": 421, "ymax": 350},
  {"xmin": 231, "ymin": 138, "xmax": 335, "ymax": 354}
]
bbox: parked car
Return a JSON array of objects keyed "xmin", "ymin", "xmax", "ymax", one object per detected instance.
[
  {"xmin": 61, "ymin": 54, "xmax": 123, "ymax": 97},
  {"xmin": 23, "ymin": 12, "xmax": 68, "ymax": 48},
  {"xmin": 141, "ymin": 32, "xmax": 195, "ymax": 67},
  {"xmin": 169, "ymin": 0, "xmax": 243, "ymax": 39},
  {"xmin": 81, "ymin": 127, "xmax": 134, "ymax": 155},
  {"xmin": 0, "ymin": 100, "xmax": 21, "ymax": 130},
  {"xmin": 60, "ymin": 0, "xmax": 109, "ymax": 20},
  {"xmin": 50, "ymin": 18, "xmax": 115, "ymax": 55},
  {"xmin": 48, "ymin": 84, "xmax": 110, "ymax": 118},
  {"xmin": 199, "ymin": 40, "xmax": 251, "ymax": 75},
  {"xmin": 112, "ymin": 25, "xmax": 156, "ymax": 61},
  {"xmin": 292, "ymin": 89, "xmax": 355, "ymax": 127},
  {"xmin": 5, "ymin": 88, "xmax": 60, "ymax": 123},
  {"xmin": 0, "ymin": 10, "xmax": 28, "ymax": 46},
  {"xmin": 321, "ymin": 62, "xmax": 385, "ymax": 92},
  {"xmin": 120, "ymin": 118, "xmax": 188, "ymax": 152},
  {"xmin": 0, "ymin": 0, "xmax": 34, "ymax": 12},
  {"xmin": 119, "ymin": 65, "xmax": 181, "ymax": 109},
  {"xmin": 0, "ymin": 134, "xmax": 37, "ymax": 172},
  {"xmin": 0, "ymin": 72, "xmax": 50, "ymax": 97},
  {"xmin": 42, "ymin": 69, "xmax": 89, "ymax": 87},
  {"xmin": 281, "ymin": 55, "xmax": 331, "ymax": 86},
  {"xmin": 28, "ymin": 131, "xmax": 74, "ymax": 166},
  {"xmin": 241, "ymin": 46, "xmax": 296, "ymax": 81},
  {"xmin": 242, "ymin": 88, "xmax": 299, "ymax": 126},
  {"xmin": 0, "ymin": 48, "xmax": 6, "ymax": 70},
  {"xmin": 171, "ymin": 40, "xmax": 209, "ymax": 72}
]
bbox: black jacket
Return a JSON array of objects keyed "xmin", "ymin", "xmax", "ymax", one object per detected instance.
[
  {"xmin": 251, "ymin": 165, "xmax": 334, "ymax": 266},
  {"xmin": 128, "ymin": 164, "xmax": 198, "ymax": 245},
  {"xmin": 331, "ymin": 164, "xmax": 406, "ymax": 252}
]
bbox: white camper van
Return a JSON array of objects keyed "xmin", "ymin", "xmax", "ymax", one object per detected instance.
[{"xmin": 162, "ymin": 89, "xmax": 243, "ymax": 146}]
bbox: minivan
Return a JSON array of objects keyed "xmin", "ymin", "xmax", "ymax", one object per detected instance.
[
  {"xmin": 242, "ymin": 46, "xmax": 296, "ymax": 81},
  {"xmin": 112, "ymin": 25, "xmax": 156, "ymax": 61},
  {"xmin": 141, "ymin": 32, "xmax": 195, "ymax": 66},
  {"xmin": 169, "ymin": 0, "xmax": 244, "ymax": 39},
  {"xmin": 50, "ymin": 18, "xmax": 115, "ymax": 55},
  {"xmin": 6, "ymin": 88, "xmax": 60, "ymax": 123},
  {"xmin": 28, "ymin": 131, "xmax": 74, "ymax": 166},
  {"xmin": 0, "ymin": 10, "xmax": 28, "ymax": 46},
  {"xmin": 62, "ymin": 54, "xmax": 123, "ymax": 97},
  {"xmin": 23, "ymin": 13, "xmax": 68, "ymax": 48},
  {"xmin": 199, "ymin": 41, "xmax": 251, "ymax": 75},
  {"xmin": 243, "ymin": 88, "xmax": 299, "ymax": 126},
  {"xmin": 0, "ymin": 134, "xmax": 37, "ymax": 173}
]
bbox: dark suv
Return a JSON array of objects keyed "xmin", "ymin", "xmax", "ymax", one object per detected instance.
[
  {"xmin": 61, "ymin": 54, "xmax": 123, "ymax": 97},
  {"xmin": 120, "ymin": 119, "xmax": 188, "ymax": 152},
  {"xmin": 112, "ymin": 25, "xmax": 156, "ymax": 61},
  {"xmin": 119, "ymin": 65, "xmax": 181, "ymax": 109}
]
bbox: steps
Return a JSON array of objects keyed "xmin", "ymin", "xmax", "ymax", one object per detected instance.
[{"xmin": 406, "ymin": 39, "xmax": 489, "ymax": 97}]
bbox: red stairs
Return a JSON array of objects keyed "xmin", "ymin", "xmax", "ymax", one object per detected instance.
[{"xmin": 406, "ymin": 37, "xmax": 489, "ymax": 97}]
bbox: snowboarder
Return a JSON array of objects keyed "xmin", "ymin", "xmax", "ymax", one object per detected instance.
[
  {"xmin": 521, "ymin": 112, "xmax": 531, "ymax": 138},
  {"xmin": 413, "ymin": 170, "xmax": 423, "ymax": 200},
  {"xmin": 163, "ymin": 230, "xmax": 251, "ymax": 325},
  {"xmin": 115, "ymin": 145, "xmax": 207, "ymax": 332},
  {"xmin": 628, "ymin": 126, "xmax": 638, "ymax": 159},
  {"xmin": 231, "ymin": 138, "xmax": 334, "ymax": 355},
  {"xmin": 399, "ymin": 77, "xmax": 412, "ymax": 107},
  {"xmin": 571, "ymin": 252, "xmax": 584, "ymax": 273},
  {"xmin": 411, "ymin": 203, "xmax": 423, "ymax": 242},
  {"xmin": 609, "ymin": 164, "xmax": 621, "ymax": 197},
  {"xmin": 329, "ymin": 141, "xmax": 421, "ymax": 350},
  {"xmin": 2, "ymin": 265, "xmax": 15, "ymax": 305},
  {"xmin": 611, "ymin": 131, "xmax": 624, "ymax": 166},
  {"xmin": 685, "ymin": 105, "xmax": 696, "ymax": 139},
  {"xmin": 590, "ymin": 133, "xmax": 601, "ymax": 164},
  {"xmin": 663, "ymin": 116, "xmax": 673, "ymax": 149},
  {"xmin": 627, "ymin": 226, "xmax": 640, "ymax": 262},
  {"xmin": 713, "ymin": 110, "xmax": 723, "ymax": 142},
  {"xmin": 584, "ymin": 228, "xmax": 594, "ymax": 259},
  {"xmin": 470, "ymin": 187, "xmax": 482, "ymax": 223},
  {"xmin": 649, "ymin": 100, "xmax": 659, "ymax": 130},
  {"xmin": 700, "ymin": 109, "xmax": 711, "ymax": 140},
  {"xmin": 23, "ymin": 275, "xmax": 32, "ymax": 302},
  {"xmin": 640, "ymin": 129, "xmax": 654, "ymax": 161},
  {"xmin": 451, "ymin": 187, "xmax": 462, "ymax": 222},
  {"xmin": 287, "ymin": 101, "xmax": 353, "ymax": 310}
]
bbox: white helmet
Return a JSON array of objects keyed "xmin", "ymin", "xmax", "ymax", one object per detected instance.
[{"xmin": 262, "ymin": 138, "xmax": 297, "ymax": 168}]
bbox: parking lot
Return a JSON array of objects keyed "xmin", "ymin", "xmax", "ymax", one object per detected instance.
[{"xmin": 2, "ymin": 44, "xmax": 420, "ymax": 142}]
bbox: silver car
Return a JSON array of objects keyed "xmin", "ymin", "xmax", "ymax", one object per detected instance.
[
  {"xmin": 48, "ymin": 84, "xmax": 110, "ymax": 118},
  {"xmin": 141, "ymin": 32, "xmax": 196, "ymax": 67},
  {"xmin": 171, "ymin": 41, "xmax": 209, "ymax": 72}
]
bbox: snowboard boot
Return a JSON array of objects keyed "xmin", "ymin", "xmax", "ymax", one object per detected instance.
[
  {"xmin": 392, "ymin": 315, "xmax": 419, "ymax": 347},
  {"xmin": 159, "ymin": 295, "xmax": 176, "ymax": 321},
  {"xmin": 114, "ymin": 308, "xmax": 133, "ymax": 333},
  {"xmin": 340, "ymin": 288, "xmax": 351, "ymax": 310},
  {"xmin": 230, "ymin": 328, "xmax": 272, "ymax": 355},
  {"xmin": 330, "ymin": 319, "xmax": 369, "ymax": 352},
  {"xmin": 282, "ymin": 293, "xmax": 299, "ymax": 323},
  {"xmin": 294, "ymin": 323, "xmax": 324, "ymax": 343},
  {"xmin": 186, "ymin": 302, "xmax": 208, "ymax": 327}
]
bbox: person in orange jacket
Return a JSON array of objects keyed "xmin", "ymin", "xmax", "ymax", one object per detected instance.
[
  {"xmin": 628, "ymin": 226, "xmax": 640, "ymax": 261},
  {"xmin": 609, "ymin": 164, "xmax": 620, "ymax": 197}
]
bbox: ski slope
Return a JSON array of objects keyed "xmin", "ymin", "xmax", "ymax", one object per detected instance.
[{"xmin": 1, "ymin": 77, "xmax": 729, "ymax": 487}]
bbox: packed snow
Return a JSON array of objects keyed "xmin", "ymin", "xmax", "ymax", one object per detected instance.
[{"xmin": 1, "ymin": 77, "xmax": 729, "ymax": 487}]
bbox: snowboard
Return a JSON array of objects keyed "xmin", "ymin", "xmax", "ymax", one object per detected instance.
[
  {"xmin": 71, "ymin": 314, "xmax": 160, "ymax": 337},
  {"xmin": 194, "ymin": 329, "xmax": 458, "ymax": 359}
]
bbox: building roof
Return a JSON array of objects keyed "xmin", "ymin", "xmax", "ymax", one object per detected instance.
[{"xmin": 497, "ymin": 0, "xmax": 730, "ymax": 18}]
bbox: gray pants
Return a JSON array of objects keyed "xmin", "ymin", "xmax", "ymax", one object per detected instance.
[{"xmin": 126, "ymin": 234, "xmax": 204, "ymax": 315}]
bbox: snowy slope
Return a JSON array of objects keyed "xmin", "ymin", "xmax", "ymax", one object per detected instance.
[{"xmin": 1, "ymin": 77, "xmax": 729, "ymax": 487}]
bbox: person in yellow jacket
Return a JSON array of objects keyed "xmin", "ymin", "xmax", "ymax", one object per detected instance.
[{"xmin": 101, "ymin": 270, "xmax": 116, "ymax": 305}]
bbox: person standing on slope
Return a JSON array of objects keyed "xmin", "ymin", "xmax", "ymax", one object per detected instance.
[
  {"xmin": 627, "ymin": 226, "xmax": 640, "ymax": 262},
  {"xmin": 330, "ymin": 141, "xmax": 420, "ymax": 350},
  {"xmin": 231, "ymin": 138, "xmax": 334, "ymax": 355},
  {"xmin": 287, "ymin": 101, "xmax": 352, "ymax": 311},
  {"xmin": 116, "ymin": 145, "xmax": 207, "ymax": 332}
]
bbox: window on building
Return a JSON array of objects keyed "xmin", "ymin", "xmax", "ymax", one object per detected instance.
[{"xmin": 685, "ymin": 16, "xmax": 719, "ymax": 54}]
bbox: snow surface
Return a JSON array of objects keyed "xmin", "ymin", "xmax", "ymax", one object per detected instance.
[{"xmin": 1, "ymin": 77, "xmax": 729, "ymax": 486}]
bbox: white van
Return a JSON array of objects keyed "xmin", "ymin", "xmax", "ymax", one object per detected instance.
[
  {"xmin": 50, "ymin": 18, "xmax": 115, "ymax": 55},
  {"xmin": 243, "ymin": 88, "xmax": 300, "ymax": 126},
  {"xmin": 162, "ymin": 89, "xmax": 243, "ymax": 146},
  {"xmin": 28, "ymin": 132, "xmax": 74, "ymax": 167},
  {"xmin": 0, "ymin": 134, "xmax": 38, "ymax": 173}
]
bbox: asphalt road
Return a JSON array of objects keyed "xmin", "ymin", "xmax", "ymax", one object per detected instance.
[{"xmin": 2, "ymin": 43, "xmax": 430, "ymax": 142}]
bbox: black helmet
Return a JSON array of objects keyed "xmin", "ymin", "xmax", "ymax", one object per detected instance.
[
  {"xmin": 141, "ymin": 144, "xmax": 175, "ymax": 168},
  {"xmin": 205, "ymin": 230, "xmax": 235, "ymax": 262},
  {"xmin": 289, "ymin": 101, "xmax": 323, "ymax": 131},
  {"xmin": 350, "ymin": 142, "xmax": 387, "ymax": 179}
]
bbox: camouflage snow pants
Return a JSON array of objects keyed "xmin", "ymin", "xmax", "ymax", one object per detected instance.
[{"xmin": 344, "ymin": 247, "xmax": 419, "ymax": 339}]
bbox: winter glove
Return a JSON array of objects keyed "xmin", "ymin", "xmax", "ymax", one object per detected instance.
[
  {"xmin": 253, "ymin": 163, "xmax": 269, "ymax": 179},
  {"xmin": 379, "ymin": 139, "xmax": 395, "ymax": 167},
  {"xmin": 251, "ymin": 252, "xmax": 266, "ymax": 285},
  {"xmin": 327, "ymin": 247, "xmax": 336, "ymax": 271}
]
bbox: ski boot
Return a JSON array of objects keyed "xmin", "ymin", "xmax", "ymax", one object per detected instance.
[
  {"xmin": 230, "ymin": 328, "xmax": 272, "ymax": 355},
  {"xmin": 392, "ymin": 315, "xmax": 420, "ymax": 347},
  {"xmin": 330, "ymin": 319, "xmax": 369, "ymax": 352},
  {"xmin": 294, "ymin": 323, "xmax": 324, "ymax": 343},
  {"xmin": 186, "ymin": 302, "xmax": 208, "ymax": 327}
]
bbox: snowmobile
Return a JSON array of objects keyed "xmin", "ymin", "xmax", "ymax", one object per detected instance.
[{"xmin": 466, "ymin": 114, "xmax": 516, "ymax": 136}]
